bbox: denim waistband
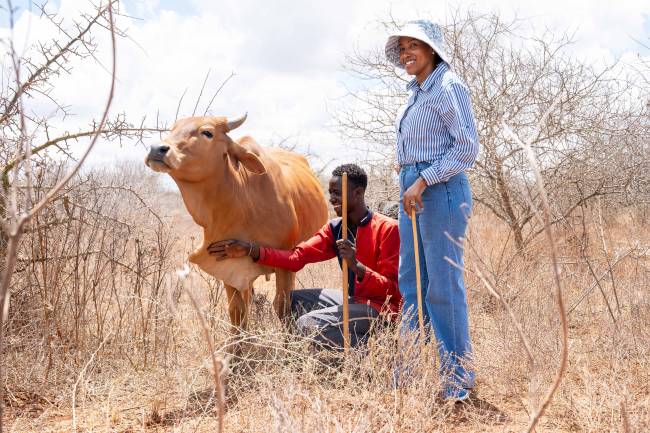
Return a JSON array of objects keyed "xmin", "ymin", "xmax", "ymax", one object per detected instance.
[{"xmin": 400, "ymin": 161, "xmax": 432, "ymax": 171}]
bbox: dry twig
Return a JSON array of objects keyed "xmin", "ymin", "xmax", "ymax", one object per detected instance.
[{"xmin": 503, "ymin": 93, "xmax": 570, "ymax": 431}]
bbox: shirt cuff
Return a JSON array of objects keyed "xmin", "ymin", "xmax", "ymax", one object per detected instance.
[
  {"xmin": 257, "ymin": 246, "xmax": 270, "ymax": 264},
  {"xmin": 419, "ymin": 166, "xmax": 442, "ymax": 185},
  {"xmin": 356, "ymin": 262, "xmax": 370, "ymax": 285}
]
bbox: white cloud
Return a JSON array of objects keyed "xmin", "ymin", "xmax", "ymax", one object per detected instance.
[{"xmin": 474, "ymin": 0, "xmax": 650, "ymax": 61}]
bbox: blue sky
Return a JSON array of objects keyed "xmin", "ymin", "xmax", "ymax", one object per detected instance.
[{"xmin": 1, "ymin": 0, "xmax": 649, "ymax": 169}]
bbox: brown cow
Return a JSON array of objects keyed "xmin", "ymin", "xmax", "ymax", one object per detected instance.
[{"xmin": 145, "ymin": 114, "xmax": 328, "ymax": 330}]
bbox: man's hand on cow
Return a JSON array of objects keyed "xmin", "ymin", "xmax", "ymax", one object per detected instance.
[
  {"xmin": 207, "ymin": 239, "xmax": 260, "ymax": 261},
  {"xmin": 336, "ymin": 239, "xmax": 366, "ymax": 281}
]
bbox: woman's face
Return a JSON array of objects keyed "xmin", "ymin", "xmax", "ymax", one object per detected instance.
[{"xmin": 398, "ymin": 36, "xmax": 435, "ymax": 81}]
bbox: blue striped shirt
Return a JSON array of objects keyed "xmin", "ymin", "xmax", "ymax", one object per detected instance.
[{"xmin": 396, "ymin": 62, "xmax": 479, "ymax": 185}]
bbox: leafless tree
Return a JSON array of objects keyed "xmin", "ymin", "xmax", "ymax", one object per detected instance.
[{"xmin": 334, "ymin": 11, "xmax": 650, "ymax": 251}]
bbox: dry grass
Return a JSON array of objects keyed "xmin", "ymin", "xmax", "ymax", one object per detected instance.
[{"xmin": 2, "ymin": 182, "xmax": 649, "ymax": 432}]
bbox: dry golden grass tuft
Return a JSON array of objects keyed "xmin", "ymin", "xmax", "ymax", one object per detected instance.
[{"xmin": 3, "ymin": 179, "xmax": 649, "ymax": 432}]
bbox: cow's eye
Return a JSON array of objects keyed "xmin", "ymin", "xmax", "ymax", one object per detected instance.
[{"xmin": 201, "ymin": 130, "xmax": 213, "ymax": 139}]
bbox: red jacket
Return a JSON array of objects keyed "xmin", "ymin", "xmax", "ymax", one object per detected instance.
[{"xmin": 257, "ymin": 211, "xmax": 402, "ymax": 315}]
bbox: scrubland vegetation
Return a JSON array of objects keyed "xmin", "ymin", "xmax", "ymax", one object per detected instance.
[{"xmin": 1, "ymin": 2, "xmax": 648, "ymax": 432}]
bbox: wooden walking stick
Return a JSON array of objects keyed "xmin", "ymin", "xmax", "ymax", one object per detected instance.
[
  {"xmin": 341, "ymin": 172, "xmax": 351, "ymax": 352},
  {"xmin": 410, "ymin": 206, "xmax": 425, "ymax": 335}
]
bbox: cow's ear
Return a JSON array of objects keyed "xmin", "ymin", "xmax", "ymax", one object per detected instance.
[
  {"xmin": 228, "ymin": 141, "xmax": 267, "ymax": 175},
  {"xmin": 237, "ymin": 151, "xmax": 267, "ymax": 175}
]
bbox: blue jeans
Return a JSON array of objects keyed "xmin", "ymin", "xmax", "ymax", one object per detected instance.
[{"xmin": 398, "ymin": 163, "xmax": 475, "ymax": 389}]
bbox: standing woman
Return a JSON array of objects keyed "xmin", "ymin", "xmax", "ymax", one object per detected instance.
[{"xmin": 385, "ymin": 20, "xmax": 480, "ymax": 401}]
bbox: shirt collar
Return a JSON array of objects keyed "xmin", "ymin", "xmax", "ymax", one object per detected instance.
[
  {"xmin": 358, "ymin": 208, "xmax": 373, "ymax": 226},
  {"xmin": 406, "ymin": 61, "xmax": 448, "ymax": 92}
]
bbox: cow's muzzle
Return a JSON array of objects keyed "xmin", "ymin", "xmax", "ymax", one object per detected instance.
[{"xmin": 145, "ymin": 145, "xmax": 171, "ymax": 170}]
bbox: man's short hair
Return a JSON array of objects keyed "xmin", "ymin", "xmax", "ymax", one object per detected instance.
[{"xmin": 332, "ymin": 163, "xmax": 368, "ymax": 189}]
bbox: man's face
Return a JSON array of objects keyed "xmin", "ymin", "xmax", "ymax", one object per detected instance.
[
  {"xmin": 328, "ymin": 176, "xmax": 362, "ymax": 217},
  {"xmin": 329, "ymin": 176, "xmax": 364, "ymax": 217},
  {"xmin": 328, "ymin": 176, "xmax": 344, "ymax": 216}
]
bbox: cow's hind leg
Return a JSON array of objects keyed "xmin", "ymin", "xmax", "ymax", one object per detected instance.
[
  {"xmin": 274, "ymin": 269, "xmax": 295, "ymax": 322},
  {"xmin": 225, "ymin": 283, "xmax": 252, "ymax": 333}
]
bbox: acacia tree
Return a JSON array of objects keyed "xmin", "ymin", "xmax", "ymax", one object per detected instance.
[{"xmin": 335, "ymin": 11, "xmax": 650, "ymax": 251}]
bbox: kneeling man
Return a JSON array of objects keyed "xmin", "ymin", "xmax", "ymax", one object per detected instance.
[{"xmin": 208, "ymin": 163, "xmax": 401, "ymax": 349}]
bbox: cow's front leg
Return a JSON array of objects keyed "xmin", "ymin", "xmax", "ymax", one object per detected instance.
[
  {"xmin": 273, "ymin": 269, "xmax": 295, "ymax": 322},
  {"xmin": 225, "ymin": 283, "xmax": 252, "ymax": 333}
]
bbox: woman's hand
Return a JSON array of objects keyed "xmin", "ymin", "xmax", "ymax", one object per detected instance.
[
  {"xmin": 207, "ymin": 239, "xmax": 259, "ymax": 261},
  {"xmin": 402, "ymin": 177, "xmax": 427, "ymax": 218}
]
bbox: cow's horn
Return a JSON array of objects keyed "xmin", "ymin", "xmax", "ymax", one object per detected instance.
[{"xmin": 226, "ymin": 113, "xmax": 247, "ymax": 132}]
